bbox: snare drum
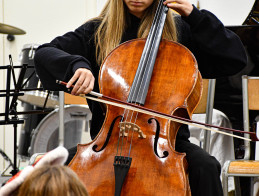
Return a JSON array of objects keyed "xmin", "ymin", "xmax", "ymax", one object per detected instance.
[
  {"xmin": 18, "ymin": 44, "xmax": 59, "ymax": 108},
  {"xmin": 28, "ymin": 105, "xmax": 92, "ymax": 156}
]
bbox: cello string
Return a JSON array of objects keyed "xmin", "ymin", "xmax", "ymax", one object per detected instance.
[
  {"xmin": 122, "ymin": 110, "xmax": 138, "ymax": 157},
  {"xmin": 116, "ymin": 105, "xmax": 131, "ymax": 157},
  {"xmin": 117, "ymin": 0, "xmax": 165, "ymax": 158},
  {"xmin": 130, "ymin": 0, "xmax": 164, "ymax": 105},
  {"xmin": 136, "ymin": 0, "xmax": 165, "ymax": 106},
  {"xmin": 125, "ymin": 0, "xmax": 164, "ymax": 108},
  {"xmin": 126, "ymin": 0, "xmax": 165, "ymax": 156},
  {"xmin": 117, "ymin": 0, "xmax": 164, "ymax": 157},
  {"xmin": 117, "ymin": 105, "xmax": 135, "ymax": 157}
]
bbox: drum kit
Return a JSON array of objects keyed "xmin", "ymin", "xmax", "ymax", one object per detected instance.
[{"xmin": 0, "ymin": 23, "xmax": 92, "ymax": 176}]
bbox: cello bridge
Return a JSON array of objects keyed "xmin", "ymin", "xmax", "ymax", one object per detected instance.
[{"xmin": 119, "ymin": 122, "xmax": 146, "ymax": 139}]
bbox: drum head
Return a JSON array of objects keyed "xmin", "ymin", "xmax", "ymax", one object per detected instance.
[{"xmin": 29, "ymin": 105, "xmax": 92, "ymax": 156}]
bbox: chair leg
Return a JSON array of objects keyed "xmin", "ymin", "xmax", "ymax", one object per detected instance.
[
  {"xmin": 222, "ymin": 173, "xmax": 228, "ymax": 196},
  {"xmin": 250, "ymin": 177, "xmax": 254, "ymax": 196},
  {"xmin": 222, "ymin": 161, "xmax": 230, "ymax": 196},
  {"xmin": 253, "ymin": 177, "xmax": 259, "ymax": 196},
  {"xmin": 234, "ymin": 177, "xmax": 241, "ymax": 196}
]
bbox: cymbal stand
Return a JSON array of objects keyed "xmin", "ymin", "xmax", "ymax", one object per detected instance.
[
  {"xmin": 0, "ymin": 61, "xmax": 24, "ymax": 175},
  {"xmin": 0, "ymin": 149, "xmax": 14, "ymax": 175},
  {"xmin": 0, "ymin": 56, "xmax": 53, "ymax": 176}
]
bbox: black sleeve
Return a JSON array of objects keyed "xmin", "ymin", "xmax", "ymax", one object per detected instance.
[
  {"xmin": 177, "ymin": 6, "xmax": 247, "ymax": 79},
  {"xmin": 34, "ymin": 21, "xmax": 97, "ymax": 91}
]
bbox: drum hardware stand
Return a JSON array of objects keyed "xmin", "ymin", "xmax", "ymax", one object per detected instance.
[
  {"xmin": 0, "ymin": 149, "xmax": 14, "ymax": 176},
  {"xmin": 0, "ymin": 56, "xmax": 52, "ymax": 176},
  {"xmin": 0, "ymin": 62, "xmax": 24, "ymax": 176},
  {"xmin": 59, "ymin": 91, "xmax": 64, "ymax": 146}
]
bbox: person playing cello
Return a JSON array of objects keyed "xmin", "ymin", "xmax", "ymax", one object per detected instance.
[{"xmin": 34, "ymin": 0, "xmax": 247, "ymax": 195}]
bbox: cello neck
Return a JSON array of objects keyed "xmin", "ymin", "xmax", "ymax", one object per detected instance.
[{"xmin": 127, "ymin": 0, "xmax": 168, "ymax": 105}]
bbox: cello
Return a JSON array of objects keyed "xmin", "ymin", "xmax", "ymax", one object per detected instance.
[{"xmin": 69, "ymin": 0, "xmax": 202, "ymax": 195}]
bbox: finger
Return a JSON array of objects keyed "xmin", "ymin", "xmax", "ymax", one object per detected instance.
[
  {"xmin": 71, "ymin": 76, "xmax": 85, "ymax": 95},
  {"xmin": 83, "ymin": 76, "xmax": 95, "ymax": 94},
  {"xmin": 167, "ymin": 3, "xmax": 183, "ymax": 10},
  {"xmin": 163, "ymin": 0, "xmax": 184, "ymax": 4},
  {"xmin": 163, "ymin": 0, "xmax": 192, "ymax": 16},
  {"xmin": 75, "ymin": 77, "xmax": 91, "ymax": 95},
  {"xmin": 163, "ymin": 0, "xmax": 182, "ymax": 12},
  {"xmin": 77, "ymin": 71, "xmax": 94, "ymax": 95},
  {"xmin": 67, "ymin": 71, "xmax": 80, "ymax": 88},
  {"xmin": 163, "ymin": 0, "xmax": 177, "ymax": 5}
]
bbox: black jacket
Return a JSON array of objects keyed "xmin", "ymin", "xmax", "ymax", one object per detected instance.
[{"xmin": 34, "ymin": 6, "xmax": 247, "ymax": 140}]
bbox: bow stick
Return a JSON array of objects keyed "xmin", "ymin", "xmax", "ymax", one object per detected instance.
[{"xmin": 56, "ymin": 80, "xmax": 259, "ymax": 142}]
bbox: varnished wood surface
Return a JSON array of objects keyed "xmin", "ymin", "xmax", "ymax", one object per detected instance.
[
  {"xmin": 248, "ymin": 78, "xmax": 259, "ymax": 110},
  {"xmin": 228, "ymin": 160, "xmax": 259, "ymax": 174},
  {"xmin": 64, "ymin": 92, "xmax": 88, "ymax": 105},
  {"xmin": 70, "ymin": 108, "xmax": 190, "ymax": 195},
  {"xmin": 69, "ymin": 39, "xmax": 200, "ymax": 195},
  {"xmin": 193, "ymin": 79, "xmax": 208, "ymax": 114}
]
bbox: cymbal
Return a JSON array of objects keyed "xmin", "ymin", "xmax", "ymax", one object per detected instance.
[{"xmin": 0, "ymin": 23, "xmax": 26, "ymax": 35}]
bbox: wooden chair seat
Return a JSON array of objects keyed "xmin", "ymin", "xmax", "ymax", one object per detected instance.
[
  {"xmin": 64, "ymin": 92, "xmax": 87, "ymax": 105},
  {"xmin": 228, "ymin": 160, "xmax": 259, "ymax": 174}
]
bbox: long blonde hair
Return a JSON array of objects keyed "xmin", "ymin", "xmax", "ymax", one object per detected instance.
[{"xmin": 94, "ymin": 0, "xmax": 178, "ymax": 65}]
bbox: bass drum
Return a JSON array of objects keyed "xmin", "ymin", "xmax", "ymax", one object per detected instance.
[{"xmin": 28, "ymin": 105, "xmax": 92, "ymax": 156}]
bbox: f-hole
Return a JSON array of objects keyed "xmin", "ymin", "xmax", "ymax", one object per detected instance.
[
  {"xmin": 148, "ymin": 118, "xmax": 169, "ymax": 158},
  {"xmin": 92, "ymin": 116, "xmax": 123, "ymax": 152}
]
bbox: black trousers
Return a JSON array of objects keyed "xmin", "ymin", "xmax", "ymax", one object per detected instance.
[
  {"xmin": 66, "ymin": 139, "xmax": 223, "ymax": 196},
  {"xmin": 175, "ymin": 139, "xmax": 223, "ymax": 196}
]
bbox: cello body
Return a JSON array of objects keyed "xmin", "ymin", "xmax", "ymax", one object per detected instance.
[{"xmin": 69, "ymin": 39, "xmax": 202, "ymax": 195}]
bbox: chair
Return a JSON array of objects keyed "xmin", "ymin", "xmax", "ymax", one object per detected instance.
[
  {"xmin": 222, "ymin": 75, "xmax": 259, "ymax": 196},
  {"xmin": 191, "ymin": 78, "xmax": 216, "ymax": 152},
  {"xmin": 191, "ymin": 79, "xmax": 236, "ymax": 192}
]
